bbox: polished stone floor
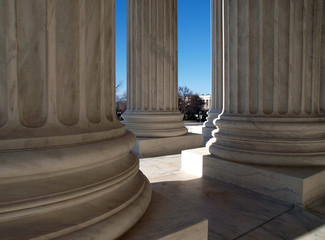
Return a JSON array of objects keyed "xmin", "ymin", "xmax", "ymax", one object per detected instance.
[
  {"xmin": 140, "ymin": 154, "xmax": 325, "ymax": 240},
  {"xmin": 184, "ymin": 120, "xmax": 204, "ymax": 134}
]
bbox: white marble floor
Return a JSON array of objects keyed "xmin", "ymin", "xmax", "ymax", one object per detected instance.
[
  {"xmin": 184, "ymin": 120, "xmax": 204, "ymax": 134},
  {"xmin": 140, "ymin": 154, "xmax": 325, "ymax": 240}
]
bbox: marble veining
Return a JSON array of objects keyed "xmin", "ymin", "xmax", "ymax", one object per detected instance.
[{"xmin": 140, "ymin": 154, "xmax": 325, "ymax": 240}]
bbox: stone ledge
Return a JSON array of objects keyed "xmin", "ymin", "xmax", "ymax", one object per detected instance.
[
  {"xmin": 181, "ymin": 148, "xmax": 325, "ymax": 207},
  {"xmin": 204, "ymin": 155, "xmax": 325, "ymax": 207},
  {"xmin": 119, "ymin": 191, "xmax": 208, "ymax": 240},
  {"xmin": 132, "ymin": 133, "xmax": 203, "ymax": 157}
]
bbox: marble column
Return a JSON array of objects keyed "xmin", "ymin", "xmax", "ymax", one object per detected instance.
[
  {"xmin": 0, "ymin": 1, "xmax": 151, "ymax": 239},
  {"xmin": 210, "ymin": 0, "xmax": 325, "ymax": 166},
  {"xmin": 123, "ymin": 0, "xmax": 188, "ymax": 137},
  {"xmin": 203, "ymin": 0, "xmax": 223, "ymax": 144}
]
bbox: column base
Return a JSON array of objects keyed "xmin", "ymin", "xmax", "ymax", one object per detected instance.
[
  {"xmin": 210, "ymin": 116, "xmax": 325, "ymax": 166},
  {"xmin": 0, "ymin": 131, "xmax": 152, "ymax": 239},
  {"xmin": 60, "ymin": 173, "xmax": 152, "ymax": 240},
  {"xmin": 132, "ymin": 134, "xmax": 203, "ymax": 157},
  {"xmin": 123, "ymin": 111, "xmax": 188, "ymax": 137}
]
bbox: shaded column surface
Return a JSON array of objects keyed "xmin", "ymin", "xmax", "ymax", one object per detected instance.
[
  {"xmin": 203, "ymin": 0, "xmax": 223, "ymax": 142},
  {"xmin": 123, "ymin": 0, "xmax": 188, "ymax": 137},
  {"xmin": 210, "ymin": 0, "xmax": 325, "ymax": 166},
  {"xmin": 0, "ymin": 1, "xmax": 151, "ymax": 239}
]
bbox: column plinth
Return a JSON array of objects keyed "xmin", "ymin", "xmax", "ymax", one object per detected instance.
[
  {"xmin": 209, "ymin": 0, "xmax": 325, "ymax": 166},
  {"xmin": 0, "ymin": 1, "xmax": 151, "ymax": 239},
  {"xmin": 123, "ymin": 0, "xmax": 187, "ymax": 138}
]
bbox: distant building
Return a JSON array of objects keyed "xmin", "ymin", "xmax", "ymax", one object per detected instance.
[{"xmin": 199, "ymin": 94, "xmax": 211, "ymax": 110}]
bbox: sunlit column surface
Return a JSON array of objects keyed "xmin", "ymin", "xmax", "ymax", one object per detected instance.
[
  {"xmin": 204, "ymin": 0, "xmax": 223, "ymax": 129},
  {"xmin": 203, "ymin": 0, "xmax": 223, "ymax": 144},
  {"xmin": 0, "ymin": 0, "xmax": 151, "ymax": 239},
  {"xmin": 123, "ymin": 0, "xmax": 188, "ymax": 137},
  {"xmin": 210, "ymin": 0, "xmax": 325, "ymax": 166}
]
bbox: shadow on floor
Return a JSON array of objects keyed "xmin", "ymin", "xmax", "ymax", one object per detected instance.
[{"xmin": 151, "ymin": 177, "xmax": 325, "ymax": 240}]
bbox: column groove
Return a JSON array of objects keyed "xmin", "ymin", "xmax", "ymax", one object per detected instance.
[
  {"xmin": 143, "ymin": 0, "xmax": 149, "ymax": 111},
  {"xmin": 47, "ymin": 0, "xmax": 58, "ymax": 126},
  {"xmin": 277, "ymin": 0, "xmax": 290, "ymax": 114},
  {"xmin": 174, "ymin": 0, "xmax": 178, "ymax": 110},
  {"xmin": 263, "ymin": 0, "xmax": 275, "ymax": 114},
  {"xmin": 288, "ymin": 0, "xmax": 295, "ymax": 114},
  {"xmin": 103, "ymin": 0, "xmax": 116, "ymax": 121},
  {"xmin": 5, "ymin": 0, "xmax": 21, "ymax": 127},
  {"xmin": 230, "ymin": 0, "xmax": 237, "ymax": 114},
  {"xmin": 17, "ymin": 0, "xmax": 47, "ymax": 128},
  {"xmin": 237, "ymin": 0, "xmax": 248, "ymax": 114},
  {"xmin": 258, "ymin": 0, "xmax": 264, "ymax": 114},
  {"xmin": 225, "ymin": 0, "xmax": 230, "ymax": 113},
  {"xmin": 85, "ymin": 0, "xmax": 101, "ymax": 124},
  {"xmin": 56, "ymin": 0, "xmax": 79, "ymax": 126},
  {"xmin": 248, "ymin": 0, "xmax": 259, "ymax": 115},
  {"xmin": 313, "ymin": 0, "xmax": 325, "ymax": 114},
  {"xmin": 0, "ymin": 0, "xmax": 7, "ymax": 127},
  {"xmin": 273, "ymin": 0, "xmax": 279, "ymax": 115}
]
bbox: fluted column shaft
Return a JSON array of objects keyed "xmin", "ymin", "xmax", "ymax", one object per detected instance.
[
  {"xmin": 210, "ymin": 0, "xmax": 325, "ymax": 166},
  {"xmin": 123, "ymin": 0, "xmax": 187, "ymax": 137},
  {"xmin": 203, "ymin": 0, "xmax": 223, "ymax": 144},
  {"xmin": 0, "ymin": 0, "xmax": 121, "ymax": 149},
  {"xmin": 0, "ymin": 1, "xmax": 151, "ymax": 239},
  {"xmin": 204, "ymin": 0, "xmax": 223, "ymax": 129}
]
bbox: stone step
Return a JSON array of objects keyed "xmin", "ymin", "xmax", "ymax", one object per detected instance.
[
  {"xmin": 181, "ymin": 148, "xmax": 325, "ymax": 207},
  {"xmin": 181, "ymin": 147, "xmax": 209, "ymax": 177},
  {"xmin": 119, "ymin": 190, "xmax": 208, "ymax": 240},
  {"xmin": 203, "ymin": 154, "xmax": 325, "ymax": 207}
]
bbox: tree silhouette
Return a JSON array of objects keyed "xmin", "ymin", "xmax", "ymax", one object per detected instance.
[{"xmin": 178, "ymin": 86, "xmax": 205, "ymax": 120}]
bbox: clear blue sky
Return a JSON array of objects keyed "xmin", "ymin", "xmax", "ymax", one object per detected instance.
[{"xmin": 116, "ymin": 0, "xmax": 211, "ymax": 96}]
